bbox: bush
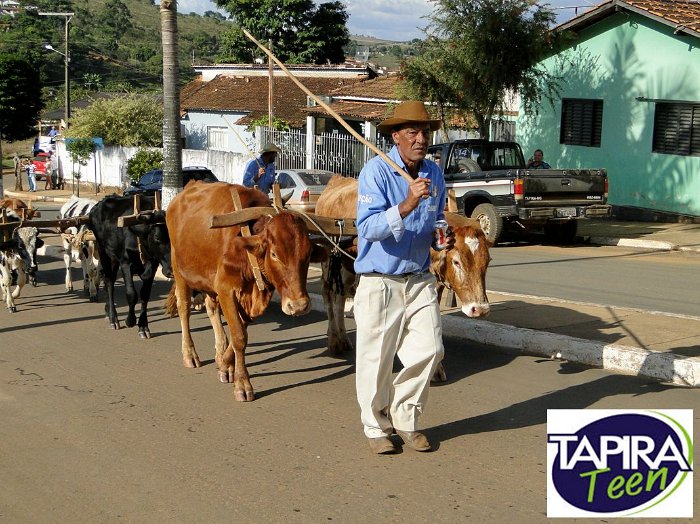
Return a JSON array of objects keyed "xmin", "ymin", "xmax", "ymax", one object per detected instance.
[{"xmin": 126, "ymin": 149, "xmax": 163, "ymax": 182}]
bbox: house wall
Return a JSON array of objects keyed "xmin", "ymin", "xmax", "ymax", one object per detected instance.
[
  {"xmin": 517, "ymin": 13, "xmax": 700, "ymax": 216},
  {"xmin": 182, "ymin": 111, "xmax": 255, "ymax": 155}
]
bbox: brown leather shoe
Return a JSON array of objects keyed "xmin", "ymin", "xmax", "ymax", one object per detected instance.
[
  {"xmin": 395, "ymin": 430, "xmax": 431, "ymax": 451},
  {"xmin": 368, "ymin": 436, "xmax": 397, "ymax": 454}
]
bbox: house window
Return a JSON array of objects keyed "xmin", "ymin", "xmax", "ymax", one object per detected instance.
[
  {"xmin": 560, "ymin": 99, "xmax": 603, "ymax": 147},
  {"xmin": 652, "ymin": 102, "xmax": 700, "ymax": 156},
  {"xmin": 207, "ymin": 127, "xmax": 227, "ymax": 151}
]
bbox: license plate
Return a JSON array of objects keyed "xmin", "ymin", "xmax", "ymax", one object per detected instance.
[{"xmin": 556, "ymin": 207, "xmax": 577, "ymax": 218}]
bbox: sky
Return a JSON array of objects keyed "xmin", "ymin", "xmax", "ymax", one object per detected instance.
[{"xmin": 176, "ymin": 1, "xmax": 600, "ymax": 42}]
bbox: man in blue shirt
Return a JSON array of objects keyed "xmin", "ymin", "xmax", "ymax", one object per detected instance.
[
  {"xmin": 242, "ymin": 142, "xmax": 281, "ymax": 193},
  {"xmin": 354, "ymin": 101, "xmax": 454, "ymax": 455}
]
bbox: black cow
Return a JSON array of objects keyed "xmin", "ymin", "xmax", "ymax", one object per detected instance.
[{"xmin": 88, "ymin": 194, "xmax": 173, "ymax": 338}]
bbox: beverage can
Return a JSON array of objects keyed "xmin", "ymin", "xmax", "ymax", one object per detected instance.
[{"xmin": 433, "ymin": 219, "xmax": 449, "ymax": 250}]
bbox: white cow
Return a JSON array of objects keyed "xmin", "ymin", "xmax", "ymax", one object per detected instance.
[
  {"xmin": 0, "ymin": 226, "xmax": 43, "ymax": 313},
  {"xmin": 60, "ymin": 196, "xmax": 101, "ymax": 301}
]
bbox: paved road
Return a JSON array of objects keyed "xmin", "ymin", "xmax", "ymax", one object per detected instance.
[
  {"xmin": 488, "ymin": 243, "xmax": 700, "ymax": 317},
  {"xmin": 1, "ymin": 256, "xmax": 698, "ymax": 522}
]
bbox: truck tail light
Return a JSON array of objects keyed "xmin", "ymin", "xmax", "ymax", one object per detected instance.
[
  {"xmin": 301, "ymin": 189, "xmax": 309, "ymax": 202},
  {"xmin": 514, "ymin": 178, "xmax": 523, "ymax": 201},
  {"xmin": 604, "ymin": 177, "xmax": 609, "ymax": 199}
]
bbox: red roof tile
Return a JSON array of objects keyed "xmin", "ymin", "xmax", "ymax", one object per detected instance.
[
  {"xmin": 180, "ymin": 75, "xmax": 363, "ymax": 127},
  {"xmin": 558, "ymin": 0, "xmax": 700, "ymax": 38}
]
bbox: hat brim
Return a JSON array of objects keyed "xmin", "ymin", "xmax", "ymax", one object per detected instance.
[{"xmin": 377, "ymin": 117, "xmax": 442, "ymax": 134}]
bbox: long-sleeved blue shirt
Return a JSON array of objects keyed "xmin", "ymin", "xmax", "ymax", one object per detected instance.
[
  {"xmin": 242, "ymin": 156, "xmax": 276, "ymax": 193},
  {"xmin": 354, "ymin": 146, "xmax": 446, "ymax": 275}
]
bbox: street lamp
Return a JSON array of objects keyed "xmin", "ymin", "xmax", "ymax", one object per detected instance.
[{"xmin": 39, "ymin": 12, "xmax": 74, "ymax": 129}]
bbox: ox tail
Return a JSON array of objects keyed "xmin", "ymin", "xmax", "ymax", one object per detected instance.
[{"xmin": 165, "ymin": 284, "xmax": 179, "ymax": 318}]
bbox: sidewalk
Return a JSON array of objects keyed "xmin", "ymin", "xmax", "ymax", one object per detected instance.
[{"xmin": 5, "ymin": 178, "xmax": 700, "ymax": 386}]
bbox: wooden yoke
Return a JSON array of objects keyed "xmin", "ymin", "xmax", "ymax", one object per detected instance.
[
  {"xmin": 230, "ymin": 187, "xmax": 266, "ymax": 291},
  {"xmin": 117, "ymin": 194, "xmax": 165, "ymax": 227}
]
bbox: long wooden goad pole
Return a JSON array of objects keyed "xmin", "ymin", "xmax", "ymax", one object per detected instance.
[{"xmin": 242, "ymin": 28, "xmax": 415, "ymax": 186}]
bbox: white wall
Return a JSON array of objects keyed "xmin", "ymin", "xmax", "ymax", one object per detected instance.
[{"xmin": 54, "ymin": 141, "xmax": 248, "ymax": 189}]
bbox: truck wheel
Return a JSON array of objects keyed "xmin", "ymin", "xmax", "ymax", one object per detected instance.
[
  {"xmin": 544, "ymin": 220, "xmax": 578, "ymax": 244},
  {"xmin": 471, "ymin": 203, "xmax": 503, "ymax": 245}
]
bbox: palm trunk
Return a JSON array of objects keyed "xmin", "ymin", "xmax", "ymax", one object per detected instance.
[
  {"xmin": 160, "ymin": 0, "xmax": 182, "ymax": 209},
  {"xmin": 0, "ymin": 131, "xmax": 4, "ymax": 198}
]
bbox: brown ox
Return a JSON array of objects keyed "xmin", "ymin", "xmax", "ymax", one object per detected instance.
[
  {"xmin": 165, "ymin": 182, "xmax": 326, "ymax": 401},
  {"xmin": 0, "ymin": 198, "xmax": 40, "ymax": 220},
  {"xmin": 315, "ymin": 176, "xmax": 491, "ymax": 381}
]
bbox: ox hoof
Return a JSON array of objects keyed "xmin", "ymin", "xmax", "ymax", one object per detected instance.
[
  {"xmin": 90, "ymin": 296, "xmax": 98, "ymax": 303},
  {"xmin": 218, "ymin": 370, "xmax": 234, "ymax": 383},
  {"xmin": 9, "ymin": 306, "xmax": 17, "ymax": 313},
  {"xmin": 183, "ymin": 357, "xmax": 202, "ymax": 369},
  {"xmin": 138, "ymin": 329, "xmax": 151, "ymax": 339},
  {"xmin": 125, "ymin": 317, "xmax": 136, "ymax": 328},
  {"xmin": 431, "ymin": 362, "xmax": 448, "ymax": 383},
  {"xmin": 109, "ymin": 321, "xmax": 120, "ymax": 330},
  {"xmin": 234, "ymin": 389, "xmax": 255, "ymax": 402}
]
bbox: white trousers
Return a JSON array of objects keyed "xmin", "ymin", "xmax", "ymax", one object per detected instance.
[{"xmin": 354, "ymin": 272, "xmax": 444, "ymax": 439}]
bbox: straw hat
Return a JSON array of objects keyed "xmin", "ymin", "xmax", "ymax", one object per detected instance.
[
  {"xmin": 259, "ymin": 143, "xmax": 281, "ymax": 155},
  {"xmin": 377, "ymin": 101, "xmax": 442, "ymax": 134}
]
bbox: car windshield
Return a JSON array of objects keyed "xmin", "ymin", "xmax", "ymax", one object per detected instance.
[
  {"xmin": 296, "ymin": 172, "xmax": 335, "ymax": 186},
  {"xmin": 138, "ymin": 171, "xmax": 162, "ymax": 186}
]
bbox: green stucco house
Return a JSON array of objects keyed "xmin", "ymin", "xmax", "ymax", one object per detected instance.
[{"xmin": 517, "ymin": 0, "xmax": 700, "ymax": 218}]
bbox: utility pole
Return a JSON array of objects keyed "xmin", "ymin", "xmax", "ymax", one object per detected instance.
[{"xmin": 39, "ymin": 12, "xmax": 74, "ymax": 129}]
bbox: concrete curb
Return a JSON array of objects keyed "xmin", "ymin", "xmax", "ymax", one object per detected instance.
[
  {"xmin": 588, "ymin": 235, "xmax": 677, "ymax": 251},
  {"xmin": 308, "ymin": 294, "xmax": 700, "ymax": 387}
]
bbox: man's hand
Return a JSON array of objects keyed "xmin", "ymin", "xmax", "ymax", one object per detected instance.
[
  {"xmin": 254, "ymin": 166, "xmax": 265, "ymax": 181},
  {"xmin": 398, "ymin": 177, "xmax": 430, "ymax": 217}
]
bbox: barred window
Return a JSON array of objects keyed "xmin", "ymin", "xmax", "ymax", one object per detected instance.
[
  {"xmin": 207, "ymin": 127, "xmax": 227, "ymax": 151},
  {"xmin": 560, "ymin": 99, "xmax": 603, "ymax": 147},
  {"xmin": 653, "ymin": 102, "xmax": 700, "ymax": 156}
]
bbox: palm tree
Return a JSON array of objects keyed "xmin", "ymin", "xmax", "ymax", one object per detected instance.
[{"xmin": 160, "ymin": 0, "xmax": 182, "ymax": 208}]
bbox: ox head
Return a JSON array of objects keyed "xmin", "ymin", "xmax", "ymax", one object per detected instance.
[
  {"xmin": 15, "ymin": 227, "xmax": 43, "ymax": 286},
  {"xmin": 242, "ymin": 212, "xmax": 327, "ymax": 316},
  {"xmin": 431, "ymin": 224, "xmax": 491, "ymax": 318},
  {"xmin": 135, "ymin": 211, "xmax": 173, "ymax": 279}
]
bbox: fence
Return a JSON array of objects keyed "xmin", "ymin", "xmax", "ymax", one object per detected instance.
[{"xmin": 259, "ymin": 128, "xmax": 392, "ymax": 177}]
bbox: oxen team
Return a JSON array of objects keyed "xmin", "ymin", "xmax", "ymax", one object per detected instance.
[{"xmin": 2, "ymin": 177, "xmax": 492, "ymax": 400}]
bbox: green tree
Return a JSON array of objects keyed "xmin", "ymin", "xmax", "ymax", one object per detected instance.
[
  {"xmin": 97, "ymin": 0, "xmax": 133, "ymax": 51},
  {"xmin": 402, "ymin": 0, "xmax": 562, "ymax": 138},
  {"xmin": 214, "ymin": 0, "xmax": 349, "ymax": 64},
  {"xmin": 0, "ymin": 55, "xmax": 44, "ymax": 197},
  {"xmin": 65, "ymin": 137, "xmax": 96, "ymax": 197},
  {"xmin": 66, "ymin": 94, "xmax": 163, "ymax": 147},
  {"xmin": 126, "ymin": 149, "xmax": 163, "ymax": 182}
]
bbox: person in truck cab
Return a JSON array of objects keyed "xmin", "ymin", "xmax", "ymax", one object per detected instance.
[{"xmin": 527, "ymin": 148, "xmax": 551, "ymax": 169}]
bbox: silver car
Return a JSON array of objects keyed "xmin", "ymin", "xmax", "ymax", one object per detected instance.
[{"xmin": 272, "ymin": 169, "xmax": 337, "ymax": 213}]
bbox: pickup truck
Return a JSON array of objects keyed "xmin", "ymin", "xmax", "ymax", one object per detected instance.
[{"xmin": 427, "ymin": 139, "xmax": 611, "ymax": 244}]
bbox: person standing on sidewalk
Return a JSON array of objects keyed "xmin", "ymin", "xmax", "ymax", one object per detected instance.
[
  {"xmin": 24, "ymin": 158, "xmax": 37, "ymax": 192},
  {"xmin": 353, "ymin": 100, "xmax": 454, "ymax": 455}
]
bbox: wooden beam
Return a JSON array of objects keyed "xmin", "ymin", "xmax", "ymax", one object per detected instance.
[
  {"xmin": 230, "ymin": 187, "xmax": 266, "ymax": 291},
  {"xmin": 0, "ymin": 215, "xmax": 90, "ymax": 232}
]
